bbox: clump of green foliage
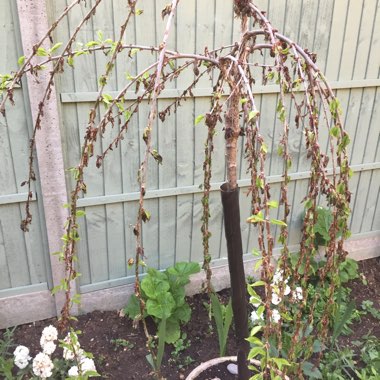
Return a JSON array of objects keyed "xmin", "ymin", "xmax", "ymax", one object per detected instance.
[{"xmin": 124, "ymin": 261, "xmax": 200, "ymax": 372}]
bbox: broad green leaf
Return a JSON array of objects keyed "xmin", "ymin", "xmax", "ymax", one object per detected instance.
[
  {"xmin": 172, "ymin": 302, "xmax": 191, "ymax": 323},
  {"xmin": 167, "ymin": 261, "xmax": 200, "ymax": 277},
  {"xmin": 164, "ymin": 318, "xmax": 180, "ymax": 343},
  {"xmin": 124, "ymin": 294, "xmax": 141, "ymax": 319},
  {"xmin": 302, "ymin": 361, "xmax": 322, "ymax": 379},
  {"xmin": 146, "ymin": 292, "xmax": 175, "ymax": 319},
  {"xmin": 141, "ymin": 269, "xmax": 170, "ymax": 299}
]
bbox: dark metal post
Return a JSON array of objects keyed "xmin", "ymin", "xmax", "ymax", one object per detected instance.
[{"xmin": 220, "ymin": 183, "xmax": 250, "ymax": 380}]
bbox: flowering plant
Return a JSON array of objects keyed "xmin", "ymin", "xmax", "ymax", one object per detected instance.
[{"xmin": 9, "ymin": 326, "xmax": 99, "ymax": 380}]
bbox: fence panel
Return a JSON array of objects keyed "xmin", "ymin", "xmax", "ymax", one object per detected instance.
[{"xmin": 47, "ymin": 0, "xmax": 380, "ymax": 294}]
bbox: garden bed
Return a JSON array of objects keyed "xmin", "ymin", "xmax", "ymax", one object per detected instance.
[{"xmin": 2, "ymin": 257, "xmax": 379, "ymax": 379}]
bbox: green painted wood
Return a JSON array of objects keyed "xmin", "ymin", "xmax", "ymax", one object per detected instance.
[{"xmin": 0, "ymin": 0, "xmax": 49, "ymax": 292}]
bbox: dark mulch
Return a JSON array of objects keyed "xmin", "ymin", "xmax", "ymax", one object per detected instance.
[{"xmin": 2, "ymin": 256, "xmax": 379, "ymax": 379}]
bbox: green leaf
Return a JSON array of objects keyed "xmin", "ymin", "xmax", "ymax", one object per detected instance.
[
  {"xmin": 267, "ymin": 200, "xmax": 278, "ymax": 209},
  {"xmin": 96, "ymin": 30, "xmax": 104, "ymax": 41},
  {"xmin": 172, "ymin": 303, "xmax": 191, "ymax": 323},
  {"xmin": 250, "ymin": 325, "xmax": 262, "ymax": 337},
  {"xmin": 252, "ymin": 248, "xmax": 261, "ymax": 257},
  {"xmin": 164, "ymin": 318, "xmax": 180, "ymax": 344},
  {"xmin": 36, "ymin": 47, "xmax": 48, "ymax": 56},
  {"xmin": 124, "ymin": 294, "xmax": 141, "ymax": 319},
  {"xmin": 329, "ymin": 126, "xmax": 340, "ymax": 138},
  {"xmin": 302, "ymin": 361, "xmax": 322, "ymax": 379},
  {"xmin": 86, "ymin": 40, "xmax": 100, "ymax": 47},
  {"xmin": 195, "ymin": 114, "xmax": 205, "ymax": 125},
  {"xmin": 167, "ymin": 261, "xmax": 200, "ymax": 277},
  {"xmin": 130, "ymin": 48, "xmax": 139, "ymax": 57},
  {"xmin": 248, "ymin": 346, "xmax": 266, "ymax": 359},
  {"xmin": 50, "ymin": 42, "xmax": 63, "ymax": 53},
  {"xmin": 247, "ymin": 212, "xmax": 264, "ymax": 224},
  {"xmin": 254, "ymin": 258, "xmax": 263, "ymax": 272},
  {"xmin": 76, "ymin": 210, "xmax": 86, "ymax": 217},
  {"xmin": 67, "ymin": 55, "xmax": 74, "ymax": 67},
  {"xmin": 249, "ymin": 110, "xmax": 260, "ymax": 121},
  {"xmin": 270, "ymin": 219, "xmax": 287, "ymax": 226},
  {"xmin": 314, "ymin": 207, "xmax": 332, "ymax": 244},
  {"xmin": 141, "ymin": 269, "xmax": 169, "ymax": 299},
  {"xmin": 18, "ymin": 55, "xmax": 25, "ymax": 66},
  {"xmin": 252, "ymin": 280, "xmax": 265, "ymax": 287},
  {"xmin": 271, "ymin": 357, "xmax": 291, "ymax": 369},
  {"xmin": 146, "ymin": 292, "xmax": 175, "ymax": 319}
]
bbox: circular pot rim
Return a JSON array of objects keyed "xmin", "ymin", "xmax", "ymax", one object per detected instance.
[{"xmin": 185, "ymin": 355, "xmax": 289, "ymax": 380}]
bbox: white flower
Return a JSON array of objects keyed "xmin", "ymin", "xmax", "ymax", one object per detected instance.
[
  {"xmin": 250, "ymin": 310, "xmax": 264, "ymax": 324},
  {"xmin": 80, "ymin": 357, "xmax": 96, "ymax": 373},
  {"xmin": 294, "ymin": 286, "xmax": 303, "ymax": 301},
  {"xmin": 273, "ymin": 269, "xmax": 282, "ymax": 284},
  {"xmin": 13, "ymin": 345, "xmax": 31, "ymax": 369},
  {"xmin": 271, "ymin": 292, "xmax": 282, "ymax": 305},
  {"xmin": 32, "ymin": 352, "xmax": 54, "ymax": 379},
  {"xmin": 42, "ymin": 341, "xmax": 56, "ymax": 355},
  {"xmin": 40, "ymin": 325, "xmax": 58, "ymax": 348},
  {"xmin": 63, "ymin": 332, "xmax": 81, "ymax": 360},
  {"xmin": 271, "ymin": 309, "xmax": 281, "ymax": 323},
  {"xmin": 284, "ymin": 284, "xmax": 291, "ymax": 296},
  {"xmin": 14, "ymin": 357, "xmax": 30, "ymax": 369},
  {"xmin": 273, "ymin": 269, "xmax": 289, "ymax": 285},
  {"xmin": 14, "ymin": 345, "xmax": 30, "ymax": 358},
  {"xmin": 68, "ymin": 366, "xmax": 79, "ymax": 377}
]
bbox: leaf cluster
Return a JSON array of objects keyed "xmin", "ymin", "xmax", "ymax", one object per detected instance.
[{"xmin": 124, "ymin": 262, "xmax": 200, "ymax": 344}]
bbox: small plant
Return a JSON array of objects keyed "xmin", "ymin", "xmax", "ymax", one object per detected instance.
[
  {"xmin": 0, "ymin": 325, "xmax": 99, "ymax": 379},
  {"xmin": 169, "ymin": 333, "xmax": 193, "ymax": 369},
  {"xmin": 124, "ymin": 261, "xmax": 200, "ymax": 375},
  {"xmin": 361, "ymin": 300, "xmax": 380, "ymax": 320},
  {"xmin": 110, "ymin": 338, "xmax": 135, "ymax": 351},
  {"xmin": 0, "ymin": 327, "xmax": 16, "ymax": 379},
  {"xmin": 209, "ymin": 293, "xmax": 233, "ymax": 357}
]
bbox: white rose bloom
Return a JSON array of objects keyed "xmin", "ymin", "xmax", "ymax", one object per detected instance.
[
  {"xmin": 68, "ymin": 366, "xmax": 79, "ymax": 377},
  {"xmin": 14, "ymin": 345, "xmax": 30, "ymax": 359},
  {"xmin": 294, "ymin": 286, "xmax": 303, "ymax": 301},
  {"xmin": 13, "ymin": 345, "xmax": 31, "ymax": 369},
  {"xmin": 80, "ymin": 357, "xmax": 97, "ymax": 373},
  {"xmin": 14, "ymin": 357, "xmax": 30, "ymax": 369},
  {"xmin": 42, "ymin": 341, "xmax": 56, "ymax": 355},
  {"xmin": 41, "ymin": 325, "xmax": 58, "ymax": 342},
  {"xmin": 250, "ymin": 310, "xmax": 264, "ymax": 324},
  {"xmin": 32, "ymin": 352, "xmax": 54, "ymax": 379},
  {"xmin": 271, "ymin": 292, "xmax": 282, "ymax": 305},
  {"xmin": 271, "ymin": 309, "xmax": 281, "ymax": 323}
]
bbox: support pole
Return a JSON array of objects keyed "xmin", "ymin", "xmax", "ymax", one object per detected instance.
[{"xmin": 221, "ymin": 183, "xmax": 250, "ymax": 380}]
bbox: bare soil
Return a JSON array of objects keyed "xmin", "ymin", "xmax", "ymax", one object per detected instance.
[{"xmin": 2, "ymin": 257, "xmax": 379, "ymax": 380}]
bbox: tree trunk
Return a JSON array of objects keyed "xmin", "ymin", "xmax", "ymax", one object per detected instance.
[{"xmin": 222, "ymin": 81, "xmax": 250, "ymax": 379}]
